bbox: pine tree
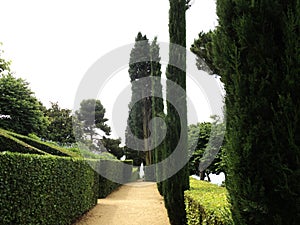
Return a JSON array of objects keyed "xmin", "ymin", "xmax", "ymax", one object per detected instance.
[
  {"xmin": 163, "ymin": 1, "xmax": 189, "ymax": 224},
  {"xmin": 214, "ymin": 0, "xmax": 300, "ymax": 224}
]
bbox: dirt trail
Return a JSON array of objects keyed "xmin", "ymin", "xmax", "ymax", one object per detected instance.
[{"xmin": 73, "ymin": 181, "xmax": 170, "ymax": 225}]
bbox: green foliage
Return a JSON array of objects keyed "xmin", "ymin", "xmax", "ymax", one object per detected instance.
[
  {"xmin": 7, "ymin": 130, "xmax": 79, "ymax": 157},
  {"xmin": 0, "ymin": 129, "xmax": 47, "ymax": 155},
  {"xmin": 125, "ymin": 32, "xmax": 152, "ymax": 166},
  {"xmin": 75, "ymin": 99, "xmax": 124, "ymax": 159},
  {"xmin": 150, "ymin": 37, "xmax": 165, "ymax": 189},
  {"xmin": 100, "ymin": 136, "xmax": 124, "ymax": 159},
  {"xmin": 0, "ymin": 44, "xmax": 11, "ymax": 75},
  {"xmin": 188, "ymin": 122, "xmax": 212, "ymax": 176},
  {"xmin": 0, "ymin": 152, "xmax": 99, "ymax": 225},
  {"xmin": 214, "ymin": 0, "xmax": 300, "ymax": 224},
  {"xmin": 185, "ymin": 178, "xmax": 233, "ymax": 225},
  {"xmin": 0, "ymin": 74, "xmax": 48, "ymax": 136},
  {"xmin": 163, "ymin": 0, "xmax": 189, "ymax": 224},
  {"xmin": 76, "ymin": 99, "xmax": 111, "ymax": 140},
  {"xmin": 44, "ymin": 102, "xmax": 76, "ymax": 144},
  {"xmin": 0, "ymin": 152, "xmax": 133, "ymax": 224},
  {"xmin": 97, "ymin": 159, "xmax": 133, "ymax": 198},
  {"xmin": 191, "ymin": 30, "xmax": 218, "ymax": 74}
]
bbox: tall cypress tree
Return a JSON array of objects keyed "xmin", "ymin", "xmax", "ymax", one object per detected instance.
[
  {"xmin": 214, "ymin": 0, "xmax": 300, "ymax": 224},
  {"xmin": 150, "ymin": 38, "xmax": 165, "ymax": 191},
  {"xmin": 163, "ymin": 1, "xmax": 189, "ymax": 224},
  {"xmin": 125, "ymin": 32, "xmax": 151, "ymax": 166}
]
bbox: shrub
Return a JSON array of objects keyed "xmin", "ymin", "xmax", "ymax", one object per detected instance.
[
  {"xmin": 0, "ymin": 152, "xmax": 99, "ymax": 225},
  {"xmin": 185, "ymin": 178, "xmax": 233, "ymax": 225},
  {"xmin": 0, "ymin": 150, "xmax": 133, "ymax": 224},
  {"xmin": 0, "ymin": 129, "xmax": 47, "ymax": 155}
]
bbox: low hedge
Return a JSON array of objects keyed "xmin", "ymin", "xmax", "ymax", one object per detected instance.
[
  {"xmin": 185, "ymin": 178, "xmax": 233, "ymax": 225},
  {"xmin": 0, "ymin": 129, "xmax": 47, "ymax": 155},
  {"xmin": 0, "ymin": 152, "xmax": 133, "ymax": 224},
  {"xmin": 7, "ymin": 130, "xmax": 79, "ymax": 157}
]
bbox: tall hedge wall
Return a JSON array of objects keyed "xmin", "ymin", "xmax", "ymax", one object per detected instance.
[{"xmin": 0, "ymin": 152, "xmax": 132, "ymax": 224}]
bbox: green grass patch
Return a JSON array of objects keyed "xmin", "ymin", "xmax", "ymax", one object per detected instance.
[{"xmin": 185, "ymin": 178, "xmax": 233, "ymax": 225}]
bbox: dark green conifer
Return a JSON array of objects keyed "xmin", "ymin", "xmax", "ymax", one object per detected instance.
[
  {"xmin": 214, "ymin": 0, "xmax": 300, "ymax": 224},
  {"xmin": 163, "ymin": 0, "xmax": 189, "ymax": 224}
]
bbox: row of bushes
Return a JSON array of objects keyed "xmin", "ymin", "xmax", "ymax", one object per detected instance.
[
  {"xmin": 0, "ymin": 152, "xmax": 133, "ymax": 225},
  {"xmin": 184, "ymin": 178, "xmax": 233, "ymax": 225}
]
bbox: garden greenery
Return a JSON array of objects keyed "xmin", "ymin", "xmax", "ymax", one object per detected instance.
[{"xmin": 185, "ymin": 178, "xmax": 233, "ymax": 225}]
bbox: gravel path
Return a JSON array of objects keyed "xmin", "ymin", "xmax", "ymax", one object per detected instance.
[{"xmin": 73, "ymin": 181, "xmax": 170, "ymax": 225}]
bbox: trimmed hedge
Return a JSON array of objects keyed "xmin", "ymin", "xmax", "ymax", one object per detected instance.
[
  {"xmin": 7, "ymin": 130, "xmax": 79, "ymax": 157},
  {"xmin": 131, "ymin": 167, "xmax": 139, "ymax": 182},
  {"xmin": 97, "ymin": 159, "xmax": 133, "ymax": 198},
  {"xmin": 0, "ymin": 152, "xmax": 134, "ymax": 225},
  {"xmin": 0, "ymin": 129, "xmax": 47, "ymax": 155},
  {"xmin": 185, "ymin": 178, "xmax": 233, "ymax": 225}
]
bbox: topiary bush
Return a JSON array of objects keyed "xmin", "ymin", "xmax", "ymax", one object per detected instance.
[
  {"xmin": 185, "ymin": 178, "xmax": 233, "ymax": 225},
  {"xmin": 7, "ymin": 130, "xmax": 79, "ymax": 157},
  {"xmin": 0, "ymin": 129, "xmax": 47, "ymax": 155}
]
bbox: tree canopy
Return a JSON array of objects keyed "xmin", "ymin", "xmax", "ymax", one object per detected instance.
[
  {"xmin": 0, "ymin": 74, "xmax": 48, "ymax": 136},
  {"xmin": 44, "ymin": 102, "xmax": 75, "ymax": 144}
]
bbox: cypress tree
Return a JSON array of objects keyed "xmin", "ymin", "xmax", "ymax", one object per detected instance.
[
  {"xmin": 163, "ymin": 1, "xmax": 189, "ymax": 224},
  {"xmin": 214, "ymin": 0, "xmax": 300, "ymax": 224},
  {"xmin": 150, "ymin": 37, "xmax": 165, "ymax": 192},
  {"xmin": 125, "ymin": 32, "xmax": 151, "ymax": 166}
]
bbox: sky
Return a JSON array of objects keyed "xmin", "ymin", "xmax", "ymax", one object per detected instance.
[{"xmin": 0, "ymin": 0, "xmax": 220, "ymax": 141}]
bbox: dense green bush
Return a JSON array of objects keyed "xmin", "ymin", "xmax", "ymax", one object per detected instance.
[
  {"xmin": 0, "ymin": 129, "xmax": 47, "ymax": 155},
  {"xmin": 0, "ymin": 152, "xmax": 99, "ymax": 225},
  {"xmin": 0, "ymin": 154, "xmax": 133, "ymax": 224},
  {"xmin": 185, "ymin": 178, "xmax": 233, "ymax": 225}
]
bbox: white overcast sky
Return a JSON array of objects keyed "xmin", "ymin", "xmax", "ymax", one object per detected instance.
[{"xmin": 0, "ymin": 0, "xmax": 221, "ymax": 141}]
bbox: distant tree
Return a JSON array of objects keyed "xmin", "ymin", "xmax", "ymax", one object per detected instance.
[
  {"xmin": 188, "ymin": 122, "xmax": 211, "ymax": 178},
  {"xmin": 0, "ymin": 74, "xmax": 48, "ymax": 136},
  {"xmin": 188, "ymin": 119, "xmax": 226, "ymax": 181},
  {"xmin": 100, "ymin": 137, "xmax": 124, "ymax": 159},
  {"xmin": 0, "ymin": 43, "xmax": 10, "ymax": 75},
  {"xmin": 76, "ymin": 99, "xmax": 111, "ymax": 141},
  {"xmin": 45, "ymin": 102, "xmax": 75, "ymax": 144},
  {"xmin": 125, "ymin": 32, "xmax": 152, "ymax": 166}
]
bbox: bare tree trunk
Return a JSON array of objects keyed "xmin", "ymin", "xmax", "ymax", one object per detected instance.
[{"xmin": 199, "ymin": 171, "xmax": 205, "ymax": 180}]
